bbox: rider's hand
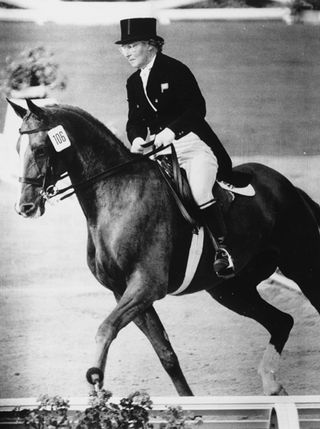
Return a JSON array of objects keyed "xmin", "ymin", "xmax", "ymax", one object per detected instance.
[
  {"xmin": 130, "ymin": 137, "xmax": 146, "ymax": 154},
  {"xmin": 154, "ymin": 128, "xmax": 175, "ymax": 148}
]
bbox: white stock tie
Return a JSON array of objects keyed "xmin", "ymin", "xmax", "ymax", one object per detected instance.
[{"xmin": 140, "ymin": 67, "xmax": 157, "ymax": 112}]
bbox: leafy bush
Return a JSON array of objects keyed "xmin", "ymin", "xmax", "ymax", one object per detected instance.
[
  {"xmin": 0, "ymin": 46, "xmax": 67, "ymax": 96},
  {"xmin": 73, "ymin": 390, "xmax": 152, "ymax": 429},
  {"xmin": 23, "ymin": 395, "xmax": 71, "ymax": 429},
  {"xmin": 161, "ymin": 406, "xmax": 203, "ymax": 429},
  {"xmin": 14, "ymin": 390, "xmax": 202, "ymax": 429}
]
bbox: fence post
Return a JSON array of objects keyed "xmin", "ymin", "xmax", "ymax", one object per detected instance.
[{"xmin": 270, "ymin": 402, "xmax": 300, "ymax": 429}]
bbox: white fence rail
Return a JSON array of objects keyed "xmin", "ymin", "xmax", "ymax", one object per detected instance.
[
  {"xmin": 1, "ymin": 0, "xmax": 319, "ymax": 25},
  {"xmin": 1, "ymin": 396, "xmax": 320, "ymax": 428},
  {"xmin": 0, "ymin": 0, "xmax": 293, "ymax": 25},
  {"xmin": 157, "ymin": 7, "xmax": 291, "ymax": 23}
]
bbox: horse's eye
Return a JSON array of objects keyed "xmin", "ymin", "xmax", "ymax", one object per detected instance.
[{"xmin": 36, "ymin": 148, "xmax": 46, "ymax": 157}]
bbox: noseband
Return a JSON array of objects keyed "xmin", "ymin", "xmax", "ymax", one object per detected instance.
[{"xmin": 19, "ymin": 126, "xmax": 63, "ymax": 200}]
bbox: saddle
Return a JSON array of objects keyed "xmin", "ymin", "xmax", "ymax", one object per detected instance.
[{"xmin": 155, "ymin": 145, "xmax": 254, "ymax": 233}]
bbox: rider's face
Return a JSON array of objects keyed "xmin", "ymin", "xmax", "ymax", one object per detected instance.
[{"xmin": 120, "ymin": 41, "xmax": 154, "ymax": 69}]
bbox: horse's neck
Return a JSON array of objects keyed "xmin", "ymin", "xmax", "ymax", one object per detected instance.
[
  {"xmin": 59, "ymin": 111, "xmax": 134, "ymax": 218},
  {"xmin": 64, "ymin": 115, "xmax": 131, "ymax": 183}
]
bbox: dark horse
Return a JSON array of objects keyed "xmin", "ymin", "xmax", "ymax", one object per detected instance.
[{"xmin": 9, "ymin": 99, "xmax": 320, "ymax": 396}]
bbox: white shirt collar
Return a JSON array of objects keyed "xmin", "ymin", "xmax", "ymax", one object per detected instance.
[{"xmin": 140, "ymin": 54, "xmax": 156, "ymax": 74}]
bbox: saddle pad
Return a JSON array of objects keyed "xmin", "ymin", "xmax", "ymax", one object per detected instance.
[
  {"xmin": 170, "ymin": 227, "xmax": 204, "ymax": 296},
  {"xmin": 218, "ymin": 181, "xmax": 255, "ymax": 196}
]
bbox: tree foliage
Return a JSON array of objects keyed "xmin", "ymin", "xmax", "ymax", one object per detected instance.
[{"xmin": 0, "ymin": 46, "xmax": 67, "ymax": 96}]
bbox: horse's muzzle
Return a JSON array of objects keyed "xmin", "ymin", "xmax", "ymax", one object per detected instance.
[{"xmin": 15, "ymin": 201, "xmax": 44, "ymax": 218}]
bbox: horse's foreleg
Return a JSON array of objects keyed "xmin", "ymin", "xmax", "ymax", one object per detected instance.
[
  {"xmin": 86, "ymin": 272, "xmax": 163, "ymax": 387},
  {"xmin": 134, "ymin": 306, "xmax": 193, "ymax": 396}
]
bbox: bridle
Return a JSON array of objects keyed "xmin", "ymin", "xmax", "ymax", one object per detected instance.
[
  {"xmin": 18, "ymin": 126, "xmax": 65, "ymax": 200},
  {"xmin": 18, "ymin": 125, "xmax": 172, "ymax": 202},
  {"xmin": 18, "ymin": 125, "xmax": 197, "ymax": 227}
]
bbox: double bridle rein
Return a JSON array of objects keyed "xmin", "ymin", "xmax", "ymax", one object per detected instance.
[
  {"xmin": 18, "ymin": 125, "xmax": 170, "ymax": 202},
  {"xmin": 18, "ymin": 125, "xmax": 198, "ymax": 227}
]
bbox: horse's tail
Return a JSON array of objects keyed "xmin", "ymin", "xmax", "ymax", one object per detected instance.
[{"xmin": 296, "ymin": 187, "xmax": 320, "ymax": 225}]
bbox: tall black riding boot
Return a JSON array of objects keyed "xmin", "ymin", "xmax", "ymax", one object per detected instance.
[{"xmin": 201, "ymin": 201, "xmax": 235, "ymax": 278}]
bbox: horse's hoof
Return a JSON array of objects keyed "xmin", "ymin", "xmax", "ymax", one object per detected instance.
[
  {"xmin": 86, "ymin": 367, "xmax": 104, "ymax": 386},
  {"xmin": 270, "ymin": 385, "xmax": 288, "ymax": 396},
  {"xmin": 277, "ymin": 386, "xmax": 288, "ymax": 396}
]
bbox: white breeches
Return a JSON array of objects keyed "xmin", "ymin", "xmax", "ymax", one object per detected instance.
[{"xmin": 159, "ymin": 132, "xmax": 218, "ymax": 207}]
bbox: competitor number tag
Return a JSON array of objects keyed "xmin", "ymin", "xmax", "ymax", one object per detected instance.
[{"xmin": 48, "ymin": 125, "xmax": 71, "ymax": 152}]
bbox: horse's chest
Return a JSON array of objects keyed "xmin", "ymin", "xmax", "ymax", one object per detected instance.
[{"xmin": 86, "ymin": 230, "xmax": 116, "ymax": 289}]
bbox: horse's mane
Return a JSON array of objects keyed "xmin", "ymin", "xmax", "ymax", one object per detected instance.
[{"xmin": 45, "ymin": 103, "xmax": 129, "ymax": 152}]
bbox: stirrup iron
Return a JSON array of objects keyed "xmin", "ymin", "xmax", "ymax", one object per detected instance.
[{"xmin": 214, "ymin": 247, "xmax": 235, "ymax": 279}]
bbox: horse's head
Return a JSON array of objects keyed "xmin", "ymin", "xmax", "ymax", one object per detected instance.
[{"xmin": 8, "ymin": 99, "xmax": 67, "ymax": 218}]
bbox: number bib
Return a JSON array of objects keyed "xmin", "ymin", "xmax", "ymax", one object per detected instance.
[{"xmin": 48, "ymin": 125, "xmax": 71, "ymax": 152}]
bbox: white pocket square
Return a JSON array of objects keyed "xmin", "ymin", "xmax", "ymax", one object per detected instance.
[{"xmin": 161, "ymin": 82, "xmax": 169, "ymax": 92}]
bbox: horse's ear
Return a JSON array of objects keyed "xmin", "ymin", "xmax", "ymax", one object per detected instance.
[
  {"xmin": 26, "ymin": 99, "xmax": 46, "ymax": 118},
  {"xmin": 6, "ymin": 98, "xmax": 27, "ymax": 119}
]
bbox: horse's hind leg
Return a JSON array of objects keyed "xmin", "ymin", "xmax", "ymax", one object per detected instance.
[
  {"xmin": 133, "ymin": 306, "xmax": 193, "ymax": 396},
  {"xmin": 278, "ymin": 241, "xmax": 320, "ymax": 314},
  {"xmin": 207, "ymin": 254, "xmax": 294, "ymax": 395},
  {"xmin": 277, "ymin": 193, "xmax": 320, "ymax": 313}
]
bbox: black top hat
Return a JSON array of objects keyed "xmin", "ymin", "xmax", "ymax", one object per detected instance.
[{"xmin": 115, "ymin": 17, "xmax": 164, "ymax": 45}]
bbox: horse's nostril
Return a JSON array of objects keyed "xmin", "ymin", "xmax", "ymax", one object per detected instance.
[{"xmin": 20, "ymin": 203, "xmax": 36, "ymax": 216}]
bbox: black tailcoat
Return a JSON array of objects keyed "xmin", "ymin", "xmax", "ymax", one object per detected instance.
[{"xmin": 126, "ymin": 52, "xmax": 233, "ymax": 181}]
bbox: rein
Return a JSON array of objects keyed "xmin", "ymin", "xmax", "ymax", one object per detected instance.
[
  {"xmin": 19, "ymin": 125, "xmax": 197, "ymax": 227},
  {"xmin": 51, "ymin": 143, "xmax": 169, "ymax": 200},
  {"xmin": 18, "ymin": 126, "xmax": 171, "ymax": 200}
]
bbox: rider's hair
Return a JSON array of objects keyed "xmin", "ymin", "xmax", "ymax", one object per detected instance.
[{"xmin": 148, "ymin": 38, "xmax": 164, "ymax": 53}]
